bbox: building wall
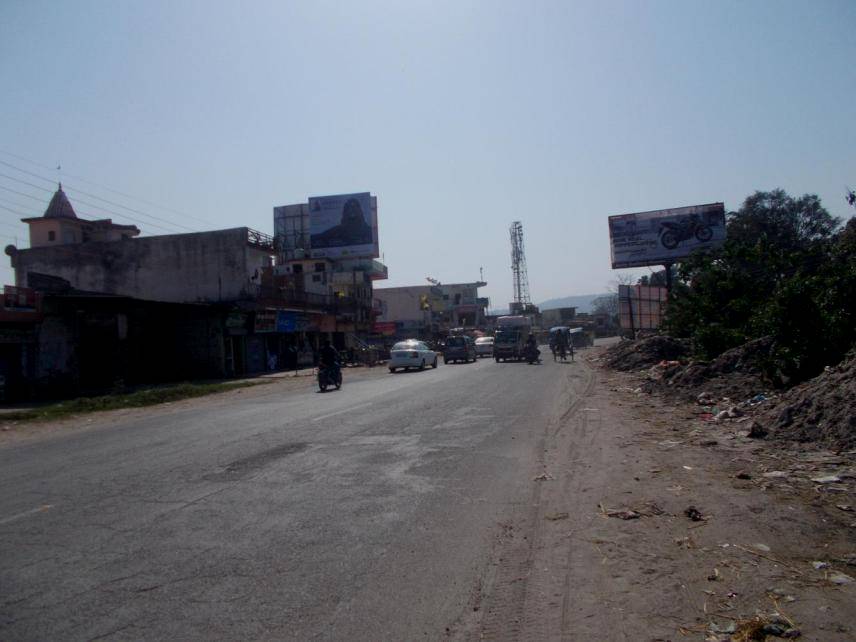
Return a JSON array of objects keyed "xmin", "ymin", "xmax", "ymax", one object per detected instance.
[
  {"xmin": 29, "ymin": 296, "xmax": 229, "ymax": 398},
  {"xmin": 28, "ymin": 220, "xmax": 58, "ymax": 247},
  {"xmin": 541, "ymin": 307, "xmax": 577, "ymax": 327},
  {"xmin": 374, "ymin": 286, "xmax": 432, "ymax": 326},
  {"xmin": 374, "ymin": 283, "xmax": 487, "ymax": 331},
  {"xmin": 12, "ymin": 228, "xmax": 271, "ymax": 304}
]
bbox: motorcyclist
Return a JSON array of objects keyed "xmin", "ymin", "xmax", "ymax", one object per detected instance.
[
  {"xmin": 319, "ymin": 341, "xmax": 341, "ymax": 380},
  {"xmin": 525, "ymin": 334, "xmax": 540, "ymax": 362}
]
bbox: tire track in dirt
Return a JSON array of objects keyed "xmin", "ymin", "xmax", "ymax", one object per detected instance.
[{"xmin": 461, "ymin": 360, "xmax": 596, "ymax": 641}]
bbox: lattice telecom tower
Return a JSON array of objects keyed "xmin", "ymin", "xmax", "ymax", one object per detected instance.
[{"xmin": 509, "ymin": 221, "xmax": 531, "ymax": 311}]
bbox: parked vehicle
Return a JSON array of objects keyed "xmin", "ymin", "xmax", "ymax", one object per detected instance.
[
  {"xmin": 494, "ymin": 315, "xmax": 532, "ymax": 362},
  {"xmin": 317, "ymin": 364, "xmax": 342, "ymax": 391},
  {"xmin": 443, "ymin": 335, "xmax": 476, "ymax": 363},
  {"xmin": 474, "ymin": 336, "xmax": 494, "ymax": 358},
  {"xmin": 388, "ymin": 340, "xmax": 438, "ymax": 372}
]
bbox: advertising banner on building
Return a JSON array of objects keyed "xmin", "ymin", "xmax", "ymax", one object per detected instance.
[
  {"xmin": 276, "ymin": 311, "xmax": 299, "ymax": 332},
  {"xmin": 608, "ymin": 202, "xmax": 726, "ymax": 269},
  {"xmin": 308, "ymin": 192, "xmax": 378, "ymax": 259},
  {"xmin": 254, "ymin": 310, "xmax": 277, "ymax": 333},
  {"xmin": 373, "ymin": 321, "xmax": 396, "ymax": 336}
]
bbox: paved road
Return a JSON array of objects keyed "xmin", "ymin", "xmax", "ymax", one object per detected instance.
[{"xmin": 0, "ymin": 352, "xmax": 589, "ymax": 640}]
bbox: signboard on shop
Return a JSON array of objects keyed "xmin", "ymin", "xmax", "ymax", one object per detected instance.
[
  {"xmin": 608, "ymin": 202, "xmax": 726, "ymax": 269},
  {"xmin": 373, "ymin": 321, "xmax": 396, "ymax": 336}
]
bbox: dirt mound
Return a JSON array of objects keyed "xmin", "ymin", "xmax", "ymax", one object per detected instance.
[
  {"xmin": 603, "ymin": 336, "xmax": 690, "ymax": 371},
  {"xmin": 760, "ymin": 351, "xmax": 856, "ymax": 451},
  {"xmin": 664, "ymin": 336, "xmax": 777, "ymax": 401}
]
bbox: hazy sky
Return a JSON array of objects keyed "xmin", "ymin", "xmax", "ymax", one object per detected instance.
[{"xmin": 1, "ymin": 1, "xmax": 854, "ymax": 308}]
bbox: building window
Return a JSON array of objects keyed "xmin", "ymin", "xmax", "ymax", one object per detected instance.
[
  {"xmin": 314, "ymin": 262, "xmax": 325, "ymax": 273},
  {"xmin": 48, "ymin": 231, "xmax": 55, "ymax": 242},
  {"xmin": 293, "ymin": 264, "xmax": 303, "ymax": 274},
  {"xmin": 454, "ymin": 294, "xmax": 462, "ymax": 305}
]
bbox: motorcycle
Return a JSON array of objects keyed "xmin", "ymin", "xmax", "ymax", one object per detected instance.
[
  {"xmin": 317, "ymin": 363, "xmax": 342, "ymax": 392},
  {"xmin": 659, "ymin": 214, "xmax": 713, "ymax": 250},
  {"xmin": 524, "ymin": 344, "xmax": 541, "ymax": 364}
]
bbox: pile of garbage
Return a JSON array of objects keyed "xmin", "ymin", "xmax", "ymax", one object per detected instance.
[
  {"xmin": 760, "ymin": 350, "xmax": 856, "ymax": 451},
  {"xmin": 602, "ymin": 335, "xmax": 690, "ymax": 371},
  {"xmin": 663, "ymin": 336, "xmax": 777, "ymax": 402}
]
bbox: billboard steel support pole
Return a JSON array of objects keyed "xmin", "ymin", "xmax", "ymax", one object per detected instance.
[{"xmin": 664, "ymin": 263, "xmax": 673, "ymax": 294}]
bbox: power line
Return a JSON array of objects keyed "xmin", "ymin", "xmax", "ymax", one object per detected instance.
[
  {"xmin": 0, "ymin": 174, "xmax": 181, "ymax": 234},
  {"xmin": 0, "ymin": 203, "xmax": 32, "ymax": 221},
  {"xmin": 0, "ymin": 160, "xmax": 198, "ymax": 233},
  {"xmin": 0, "ymin": 204, "xmax": 31, "ymax": 219},
  {"xmin": 0, "ymin": 150, "xmax": 216, "ymax": 227},
  {"xmin": 0, "ymin": 183, "xmax": 48, "ymax": 204},
  {"xmin": 0, "ymin": 194, "xmax": 41, "ymax": 213},
  {"xmin": 0, "ymin": 160, "xmax": 196, "ymax": 232}
]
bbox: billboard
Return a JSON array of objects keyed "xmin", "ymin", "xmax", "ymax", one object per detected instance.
[
  {"xmin": 308, "ymin": 192, "xmax": 378, "ymax": 259},
  {"xmin": 608, "ymin": 202, "xmax": 726, "ymax": 269}
]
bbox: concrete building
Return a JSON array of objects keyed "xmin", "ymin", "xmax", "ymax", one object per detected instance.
[
  {"xmin": 12, "ymin": 189, "xmax": 274, "ymax": 304},
  {"xmin": 4, "ymin": 187, "xmax": 384, "ymax": 393},
  {"xmin": 373, "ymin": 281, "xmax": 489, "ymax": 339},
  {"xmin": 21, "ymin": 184, "xmax": 140, "ymax": 247},
  {"xmin": 273, "ymin": 198, "xmax": 387, "ymax": 343},
  {"xmin": 541, "ymin": 306, "xmax": 577, "ymax": 328}
]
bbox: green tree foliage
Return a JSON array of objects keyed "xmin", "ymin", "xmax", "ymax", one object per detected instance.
[{"xmin": 663, "ymin": 189, "xmax": 853, "ymax": 384}]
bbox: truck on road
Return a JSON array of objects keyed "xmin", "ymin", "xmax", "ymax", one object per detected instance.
[{"xmin": 493, "ymin": 315, "xmax": 532, "ymax": 362}]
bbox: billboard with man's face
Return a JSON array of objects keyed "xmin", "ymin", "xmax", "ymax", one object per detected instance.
[
  {"xmin": 608, "ymin": 202, "xmax": 726, "ymax": 269},
  {"xmin": 308, "ymin": 192, "xmax": 379, "ymax": 259}
]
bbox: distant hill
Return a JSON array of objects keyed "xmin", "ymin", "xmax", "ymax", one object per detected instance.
[
  {"xmin": 538, "ymin": 293, "xmax": 610, "ymax": 314},
  {"xmin": 488, "ymin": 293, "xmax": 610, "ymax": 317}
]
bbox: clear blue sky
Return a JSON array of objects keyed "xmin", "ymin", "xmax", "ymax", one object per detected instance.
[{"xmin": 1, "ymin": 0, "xmax": 854, "ymax": 308}]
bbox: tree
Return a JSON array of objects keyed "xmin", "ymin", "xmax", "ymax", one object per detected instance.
[
  {"xmin": 592, "ymin": 293, "xmax": 618, "ymax": 320},
  {"xmin": 663, "ymin": 189, "xmax": 847, "ymax": 382},
  {"xmin": 638, "ymin": 269, "xmax": 668, "ymax": 287}
]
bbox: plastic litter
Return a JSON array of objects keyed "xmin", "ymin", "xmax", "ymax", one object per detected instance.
[
  {"xmin": 828, "ymin": 571, "xmax": 854, "ymax": 585},
  {"xmin": 811, "ymin": 475, "xmax": 842, "ymax": 484}
]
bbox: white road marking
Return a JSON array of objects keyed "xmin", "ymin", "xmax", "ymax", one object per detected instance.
[
  {"xmin": 312, "ymin": 402, "xmax": 373, "ymax": 423},
  {"xmin": 0, "ymin": 504, "xmax": 53, "ymax": 525}
]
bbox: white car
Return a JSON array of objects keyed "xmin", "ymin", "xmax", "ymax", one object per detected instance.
[
  {"xmin": 474, "ymin": 336, "xmax": 494, "ymax": 358},
  {"xmin": 388, "ymin": 340, "xmax": 438, "ymax": 372}
]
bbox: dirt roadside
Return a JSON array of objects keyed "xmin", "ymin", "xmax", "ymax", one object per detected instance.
[{"xmin": 458, "ymin": 347, "xmax": 854, "ymax": 641}]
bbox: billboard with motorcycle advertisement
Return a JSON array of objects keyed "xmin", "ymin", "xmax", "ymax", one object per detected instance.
[{"xmin": 608, "ymin": 202, "xmax": 726, "ymax": 269}]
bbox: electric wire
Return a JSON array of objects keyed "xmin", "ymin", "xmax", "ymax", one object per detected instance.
[
  {"xmin": 0, "ymin": 174, "xmax": 181, "ymax": 234},
  {"xmin": 0, "ymin": 150, "xmax": 216, "ymax": 227},
  {"xmin": 0, "ymin": 160, "xmax": 197, "ymax": 233}
]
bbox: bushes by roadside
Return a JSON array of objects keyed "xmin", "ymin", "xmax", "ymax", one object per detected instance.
[{"xmin": 663, "ymin": 189, "xmax": 856, "ymax": 385}]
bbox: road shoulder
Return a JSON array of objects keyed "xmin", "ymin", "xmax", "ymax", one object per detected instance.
[{"xmin": 458, "ymin": 348, "xmax": 854, "ymax": 641}]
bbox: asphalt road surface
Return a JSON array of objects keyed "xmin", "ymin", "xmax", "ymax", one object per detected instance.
[{"xmin": 1, "ymin": 351, "xmax": 591, "ymax": 641}]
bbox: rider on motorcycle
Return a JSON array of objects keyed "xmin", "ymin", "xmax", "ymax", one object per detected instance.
[
  {"xmin": 319, "ymin": 341, "xmax": 341, "ymax": 379},
  {"xmin": 525, "ymin": 334, "xmax": 540, "ymax": 362}
]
